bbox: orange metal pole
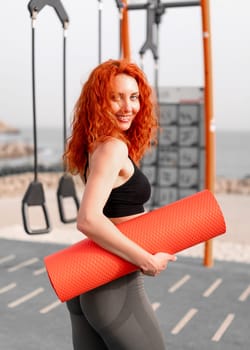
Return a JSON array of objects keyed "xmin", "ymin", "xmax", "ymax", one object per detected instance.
[
  {"xmin": 200, "ymin": 0, "xmax": 215, "ymax": 267},
  {"xmin": 120, "ymin": 1, "xmax": 131, "ymax": 61},
  {"xmin": 120, "ymin": 1, "xmax": 214, "ymax": 266}
]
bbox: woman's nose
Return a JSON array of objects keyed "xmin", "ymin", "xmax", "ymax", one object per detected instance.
[{"xmin": 121, "ymin": 98, "xmax": 132, "ymax": 112}]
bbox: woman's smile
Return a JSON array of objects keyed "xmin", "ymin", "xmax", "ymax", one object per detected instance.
[{"xmin": 116, "ymin": 114, "xmax": 133, "ymax": 123}]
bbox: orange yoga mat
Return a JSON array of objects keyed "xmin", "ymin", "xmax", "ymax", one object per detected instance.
[{"xmin": 44, "ymin": 190, "xmax": 226, "ymax": 302}]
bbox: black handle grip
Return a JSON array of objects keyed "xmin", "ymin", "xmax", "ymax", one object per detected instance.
[
  {"xmin": 57, "ymin": 174, "xmax": 80, "ymax": 224},
  {"xmin": 22, "ymin": 181, "xmax": 51, "ymax": 234}
]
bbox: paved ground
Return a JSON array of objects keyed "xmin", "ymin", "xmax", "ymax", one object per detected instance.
[{"xmin": 1, "ymin": 238, "xmax": 249, "ymax": 350}]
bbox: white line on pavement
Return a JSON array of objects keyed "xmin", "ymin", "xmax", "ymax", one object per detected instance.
[
  {"xmin": 0, "ymin": 282, "xmax": 17, "ymax": 294},
  {"xmin": 40, "ymin": 300, "xmax": 62, "ymax": 314},
  {"xmin": 152, "ymin": 302, "xmax": 161, "ymax": 311},
  {"xmin": 168, "ymin": 275, "xmax": 191, "ymax": 293},
  {"xmin": 171, "ymin": 308, "xmax": 198, "ymax": 335},
  {"xmin": 238, "ymin": 285, "xmax": 250, "ymax": 302},
  {"xmin": 0, "ymin": 254, "xmax": 16, "ymax": 264},
  {"xmin": 203, "ymin": 278, "xmax": 222, "ymax": 297},
  {"xmin": 211, "ymin": 313, "xmax": 235, "ymax": 342},
  {"xmin": 7, "ymin": 287, "xmax": 44, "ymax": 308},
  {"xmin": 8, "ymin": 257, "xmax": 39, "ymax": 272},
  {"xmin": 33, "ymin": 267, "xmax": 46, "ymax": 276}
]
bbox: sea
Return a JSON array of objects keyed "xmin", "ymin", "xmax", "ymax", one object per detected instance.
[{"xmin": 0, "ymin": 127, "xmax": 250, "ymax": 179}]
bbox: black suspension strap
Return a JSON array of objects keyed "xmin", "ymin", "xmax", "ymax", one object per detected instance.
[
  {"xmin": 22, "ymin": 8, "xmax": 50, "ymax": 234},
  {"xmin": 22, "ymin": 0, "xmax": 70, "ymax": 234},
  {"xmin": 56, "ymin": 20, "xmax": 80, "ymax": 224},
  {"xmin": 97, "ymin": 0, "xmax": 103, "ymax": 63}
]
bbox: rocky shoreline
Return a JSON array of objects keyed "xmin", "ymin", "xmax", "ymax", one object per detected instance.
[
  {"xmin": 0, "ymin": 142, "xmax": 34, "ymax": 158},
  {"xmin": 0, "ymin": 172, "xmax": 83, "ymax": 197},
  {"xmin": 0, "ymin": 171, "xmax": 249, "ymax": 198},
  {"xmin": 0, "ymin": 120, "xmax": 33, "ymax": 159},
  {"xmin": 1, "ymin": 121, "xmax": 250, "ymax": 197},
  {"xmin": 215, "ymin": 176, "xmax": 250, "ymax": 195},
  {"xmin": 0, "ymin": 120, "xmax": 19, "ymax": 134}
]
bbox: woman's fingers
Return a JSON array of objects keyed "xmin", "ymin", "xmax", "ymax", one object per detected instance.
[{"xmin": 140, "ymin": 252, "xmax": 177, "ymax": 276}]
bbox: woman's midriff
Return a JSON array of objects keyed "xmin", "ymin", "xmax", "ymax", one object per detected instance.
[{"xmin": 110, "ymin": 211, "xmax": 147, "ymax": 225}]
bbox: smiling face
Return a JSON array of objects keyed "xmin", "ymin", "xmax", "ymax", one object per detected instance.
[{"xmin": 109, "ymin": 73, "xmax": 140, "ymax": 131}]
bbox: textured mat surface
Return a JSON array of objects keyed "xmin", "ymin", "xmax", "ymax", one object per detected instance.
[{"xmin": 44, "ymin": 190, "xmax": 226, "ymax": 301}]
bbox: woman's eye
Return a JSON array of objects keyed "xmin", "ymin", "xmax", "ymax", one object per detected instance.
[
  {"xmin": 131, "ymin": 95, "xmax": 139, "ymax": 101},
  {"xmin": 111, "ymin": 95, "xmax": 120, "ymax": 102}
]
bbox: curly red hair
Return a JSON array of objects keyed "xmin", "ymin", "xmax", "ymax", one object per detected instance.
[{"xmin": 64, "ymin": 59, "xmax": 159, "ymax": 175}]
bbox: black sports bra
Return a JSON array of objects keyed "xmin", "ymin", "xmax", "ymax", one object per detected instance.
[{"xmin": 103, "ymin": 159, "xmax": 151, "ymax": 218}]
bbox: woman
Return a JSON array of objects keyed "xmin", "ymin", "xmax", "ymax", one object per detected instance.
[{"xmin": 64, "ymin": 59, "xmax": 176, "ymax": 350}]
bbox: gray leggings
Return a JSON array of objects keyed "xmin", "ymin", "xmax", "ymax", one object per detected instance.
[{"xmin": 66, "ymin": 271, "xmax": 166, "ymax": 350}]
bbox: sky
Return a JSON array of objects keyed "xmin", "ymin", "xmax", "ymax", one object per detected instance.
[{"xmin": 0, "ymin": 0, "xmax": 249, "ymax": 131}]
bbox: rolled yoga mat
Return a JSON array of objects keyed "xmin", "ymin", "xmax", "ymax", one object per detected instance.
[{"xmin": 44, "ymin": 190, "xmax": 226, "ymax": 302}]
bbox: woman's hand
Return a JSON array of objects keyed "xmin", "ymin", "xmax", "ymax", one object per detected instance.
[{"xmin": 141, "ymin": 252, "xmax": 177, "ymax": 277}]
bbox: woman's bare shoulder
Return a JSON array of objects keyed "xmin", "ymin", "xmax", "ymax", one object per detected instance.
[
  {"xmin": 92, "ymin": 138, "xmax": 128, "ymax": 162},
  {"xmin": 90, "ymin": 137, "xmax": 128, "ymax": 164}
]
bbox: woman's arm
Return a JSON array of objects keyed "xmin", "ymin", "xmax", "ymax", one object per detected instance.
[{"xmin": 77, "ymin": 138, "xmax": 176, "ymax": 276}]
